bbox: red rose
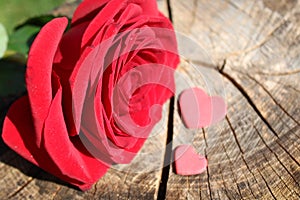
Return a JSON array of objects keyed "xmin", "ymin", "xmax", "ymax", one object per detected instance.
[{"xmin": 2, "ymin": 0, "xmax": 179, "ymax": 191}]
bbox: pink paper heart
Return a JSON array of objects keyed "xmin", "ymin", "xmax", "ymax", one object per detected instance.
[
  {"xmin": 174, "ymin": 144, "xmax": 207, "ymax": 175},
  {"xmin": 179, "ymin": 87, "xmax": 227, "ymax": 129}
]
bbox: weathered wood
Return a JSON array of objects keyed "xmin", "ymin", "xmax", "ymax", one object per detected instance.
[{"xmin": 166, "ymin": 0, "xmax": 300, "ymax": 199}]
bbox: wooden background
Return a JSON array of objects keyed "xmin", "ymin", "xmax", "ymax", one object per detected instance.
[{"xmin": 0, "ymin": 0, "xmax": 300, "ymax": 199}]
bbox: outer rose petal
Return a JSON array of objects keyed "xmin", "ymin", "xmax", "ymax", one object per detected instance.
[
  {"xmin": 26, "ymin": 17, "xmax": 68, "ymax": 146},
  {"xmin": 2, "ymin": 94, "xmax": 110, "ymax": 191},
  {"xmin": 43, "ymin": 86, "xmax": 110, "ymax": 188},
  {"xmin": 2, "ymin": 96, "xmax": 40, "ymax": 166},
  {"xmin": 2, "ymin": 96, "xmax": 87, "ymax": 188}
]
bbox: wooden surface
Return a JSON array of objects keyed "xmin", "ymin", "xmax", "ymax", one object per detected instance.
[{"xmin": 0, "ymin": 0, "xmax": 300, "ymax": 199}]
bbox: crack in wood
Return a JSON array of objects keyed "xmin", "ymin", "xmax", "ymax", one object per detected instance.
[
  {"xmin": 257, "ymin": 168, "xmax": 278, "ymax": 200},
  {"xmin": 253, "ymin": 125, "xmax": 300, "ymax": 189},
  {"xmin": 8, "ymin": 177, "xmax": 34, "ymax": 199},
  {"xmin": 220, "ymin": 66, "xmax": 280, "ymax": 138},
  {"xmin": 51, "ymin": 187, "xmax": 62, "ymax": 199},
  {"xmin": 275, "ymin": 139, "xmax": 300, "ymax": 168},
  {"xmin": 245, "ymin": 177, "xmax": 258, "ymax": 199},
  {"xmin": 220, "ymin": 169, "xmax": 234, "ymax": 200},
  {"xmin": 218, "ymin": 62, "xmax": 300, "ymax": 198},
  {"xmin": 202, "ymin": 128, "xmax": 208, "ymax": 147},
  {"xmin": 222, "ymin": 143, "xmax": 245, "ymax": 199},
  {"xmin": 92, "ymin": 181, "xmax": 98, "ymax": 197},
  {"xmin": 245, "ymin": 73, "xmax": 300, "ymax": 127},
  {"xmin": 204, "ymin": 149, "xmax": 213, "ymax": 200},
  {"xmin": 270, "ymin": 79, "xmax": 300, "ymax": 93},
  {"xmin": 239, "ymin": 154, "xmax": 264, "ymax": 198},
  {"xmin": 222, "ymin": 139, "xmax": 263, "ymax": 199},
  {"xmin": 218, "ymin": 59, "xmax": 226, "ymax": 73},
  {"xmin": 156, "ymin": 1, "xmax": 176, "ymax": 199},
  {"xmin": 162, "ymin": 1, "xmax": 300, "ymax": 199},
  {"xmin": 166, "ymin": 0, "xmax": 173, "ymax": 23},
  {"xmin": 262, "ymin": 153, "xmax": 300, "ymax": 198},
  {"xmin": 225, "ymin": 116, "xmax": 245, "ymax": 154},
  {"xmin": 228, "ymin": 69, "xmax": 300, "ymax": 136},
  {"xmin": 156, "ymin": 97, "xmax": 174, "ymax": 200},
  {"xmin": 255, "ymin": 69, "xmax": 300, "ymax": 76},
  {"xmin": 176, "ymin": 55, "xmax": 300, "ymax": 199}
]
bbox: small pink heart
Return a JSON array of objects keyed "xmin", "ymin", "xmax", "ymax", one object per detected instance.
[
  {"xmin": 174, "ymin": 144, "xmax": 207, "ymax": 175},
  {"xmin": 179, "ymin": 87, "xmax": 227, "ymax": 129}
]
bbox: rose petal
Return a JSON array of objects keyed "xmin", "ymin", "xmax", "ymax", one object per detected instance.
[
  {"xmin": 134, "ymin": 0, "xmax": 158, "ymax": 16},
  {"xmin": 2, "ymin": 96, "xmax": 40, "ymax": 166},
  {"xmin": 69, "ymin": 46, "xmax": 104, "ymax": 135},
  {"xmin": 72, "ymin": 0, "xmax": 159, "ymax": 27},
  {"xmin": 54, "ymin": 22, "xmax": 89, "ymax": 70},
  {"xmin": 80, "ymin": 88, "xmax": 144, "ymax": 163},
  {"xmin": 78, "ymin": 84, "xmax": 149, "ymax": 164},
  {"xmin": 80, "ymin": 0, "xmax": 127, "ymax": 47},
  {"xmin": 112, "ymin": 64, "xmax": 174, "ymax": 138},
  {"xmin": 26, "ymin": 17, "xmax": 68, "ymax": 145},
  {"xmin": 43, "ymin": 86, "xmax": 110, "ymax": 182},
  {"xmin": 2, "ymin": 95, "xmax": 108, "ymax": 190},
  {"xmin": 72, "ymin": 0, "xmax": 109, "ymax": 26}
]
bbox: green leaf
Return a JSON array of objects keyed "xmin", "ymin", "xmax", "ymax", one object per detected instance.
[
  {"xmin": 7, "ymin": 25, "xmax": 40, "ymax": 55},
  {"xmin": 7, "ymin": 15, "xmax": 66, "ymax": 58},
  {"xmin": 0, "ymin": 23, "xmax": 8, "ymax": 58},
  {"xmin": 0, "ymin": 0, "xmax": 65, "ymax": 34},
  {"xmin": 16, "ymin": 15, "xmax": 57, "ymax": 29},
  {"xmin": 0, "ymin": 59, "xmax": 26, "ymax": 96}
]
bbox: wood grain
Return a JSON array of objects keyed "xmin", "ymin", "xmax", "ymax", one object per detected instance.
[{"xmin": 165, "ymin": 0, "xmax": 300, "ymax": 199}]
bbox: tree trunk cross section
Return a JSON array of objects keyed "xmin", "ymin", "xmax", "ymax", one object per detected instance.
[{"xmin": 0, "ymin": 0, "xmax": 299, "ymax": 199}]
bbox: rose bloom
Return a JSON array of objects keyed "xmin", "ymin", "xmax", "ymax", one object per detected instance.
[{"xmin": 2, "ymin": 0, "xmax": 179, "ymax": 190}]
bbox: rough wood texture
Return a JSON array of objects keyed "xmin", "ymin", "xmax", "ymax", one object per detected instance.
[
  {"xmin": 165, "ymin": 0, "xmax": 300, "ymax": 199},
  {"xmin": 0, "ymin": 0, "xmax": 299, "ymax": 199}
]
